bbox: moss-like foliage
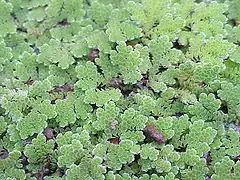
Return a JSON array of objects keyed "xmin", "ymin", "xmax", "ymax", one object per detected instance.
[{"xmin": 1, "ymin": 0, "xmax": 240, "ymax": 179}]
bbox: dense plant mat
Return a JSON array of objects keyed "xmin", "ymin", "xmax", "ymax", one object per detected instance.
[{"xmin": 1, "ymin": 0, "xmax": 240, "ymax": 179}]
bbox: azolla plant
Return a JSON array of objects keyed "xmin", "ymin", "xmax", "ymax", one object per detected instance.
[{"xmin": 1, "ymin": 0, "xmax": 240, "ymax": 179}]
